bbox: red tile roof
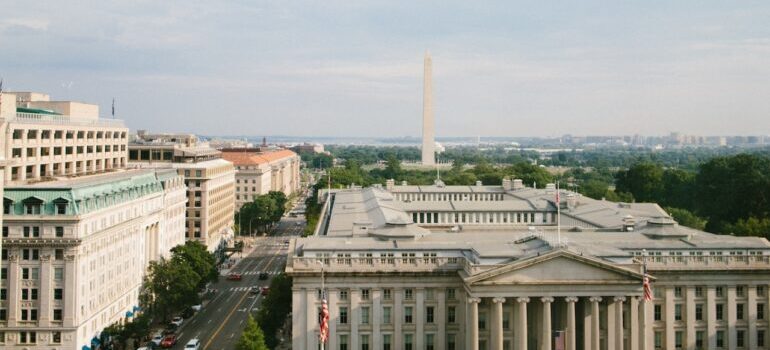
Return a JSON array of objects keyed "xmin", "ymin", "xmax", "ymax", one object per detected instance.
[{"xmin": 221, "ymin": 149, "xmax": 297, "ymax": 166}]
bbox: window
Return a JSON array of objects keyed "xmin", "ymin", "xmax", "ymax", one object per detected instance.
[
  {"xmin": 22, "ymin": 248, "xmax": 40, "ymax": 260},
  {"xmin": 19, "ymin": 331, "xmax": 36, "ymax": 344},
  {"xmin": 360, "ymin": 307, "xmax": 369, "ymax": 325},
  {"xmin": 404, "ymin": 306, "xmax": 413, "ymax": 323},
  {"xmin": 0, "ymin": 309, "xmax": 5, "ymax": 321},
  {"xmin": 404, "ymin": 334, "xmax": 413, "ymax": 350},
  {"xmin": 654, "ymin": 304, "xmax": 662, "ymax": 321},
  {"xmin": 716, "ymin": 330, "xmax": 725, "ymax": 348},
  {"xmin": 674, "ymin": 287, "xmax": 682, "ymax": 298},
  {"xmin": 695, "ymin": 331, "xmax": 704, "ymax": 349},
  {"xmin": 360, "ymin": 334, "xmax": 369, "ymax": 350},
  {"xmin": 54, "ymin": 288, "xmax": 63, "ymax": 300},
  {"xmin": 737, "ymin": 303, "xmax": 744, "ymax": 320},
  {"xmin": 21, "ymin": 308, "xmax": 38, "ymax": 321},
  {"xmin": 23, "ymin": 226, "xmax": 40, "ymax": 237},
  {"xmin": 405, "ymin": 289, "xmax": 413, "ymax": 300},
  {"xmin": 695, "ymin": 286, "xmax": 704, "ymax": 297},
  {"xmin": 55, "ymin": 249, "xmax": 64, "ymax": 260},
  {"xmin": 383, "ymin": 289, "xmax": 392, "ymax": 300},
  {"xmin": 675, "ymin": 304, "xmax": 682, "ymax": 321},
  {"xmin": 759, "ymin": 286, "xmax": 766, "ymax": 297},
  {"xmin": 53, "ymin": 309, "xmax": 63, "ymax": 321},
  {"xmin": 447, "ymin": 306, "xmax": 456, "ymax": 323},
  {"xmin": 382, "ymin": 307, "xmax": 391, "ymax": 324},
  {"xmin": 758, "ymin": 303, "xmax": 765, "ymax": 320},
  {"xmin": 695, "ymin": 303, "xmax": 703, "ymax": 321},
  {"xmin": 52, "ymin": 331, "xmax": 61, "ymax": 343},
  {"xmin": 339, "ymin": 334, "xmax": 348, "ymax": 350},
  {"xmin": 361, "ymin": 289, "xmax": 370, "ymax": 300},
  {"xmin": 654, "ymin": 331, "xmax": 662, "ymax": 349},
  {"xmin": 675, "ymin": 331, "xmax": 683, "ymax": 349},
  {"xmin": 340, "ymin": 289, "xmax": 348, "ymax": 300},
  {"xmin": 479, "ymin": 312, "xmax": 487, "ymax": 330},
  {"xmin": 737, "ymin": 286, "xmax": 745, "ymax": 297},
  {"xmin": 716, "ymin": 287, "xmax": 724, "ymax": 298},
  {"xmin": 447, "ymin": 334, "xmax": 456, "ymax": 350},
  {"xmin": 503, "ymin": 311, "xmax": 510, "ymax": 329},
  {"xmin": 759, "ymin": 330, "xmax": 766, "ymax": 348},
  {"xmin": 425, "ymin": 334, "xmax": 435, "ymax": 350},
  {"xmin": 1, "ymin": 227, "xmax": 6, "ymax": 237},
  {"xmin": 0, "ymin": 289, "xmax": 6, "ymax": 300},
  {"xmin": 1, "ymin": 268, "xmax": 6, "ymax": 279},
  {"xmin": 55, "ymin": 226, "xmax": 64, "ymax": 237},
  {"xmin": 54, "ymin": 268, "xmax": 64, "ymax": 280},
  {"xmin": 426, "ymin": 306, "xmax": 434, "ymax": 323},
  {"xmin": 716, "ymin": 303, "xmax": 724, "ymax": 320},
  {"xmin": 446, "ymin": 288, "xmax": 456, "ymax": 300},
  {"xmin": 737, "ymin": 330, "xmax": 745, "ymax": 348},
  {"xmin": 339, "ymin": 307, "xmax": 348, "ymax": 324},
  {"xmin": 383, "ymin": 334, "xmax": 392, "ymax": 350}
]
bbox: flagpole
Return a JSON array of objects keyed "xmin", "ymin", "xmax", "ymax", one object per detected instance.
[
  {"xmin": 557, "ymin": 181, "xmax": 561, "ymax": 246},
  {"xmin": 320, "ymin": 261, "xmax": 325, "ymax": 350}
]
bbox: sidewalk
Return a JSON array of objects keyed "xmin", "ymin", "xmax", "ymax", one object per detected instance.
[{"xmin": 218, "ymin": 237, "xmax": 264, "ymax": 276}]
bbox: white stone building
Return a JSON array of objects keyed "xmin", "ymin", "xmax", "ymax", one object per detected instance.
[
  {"xmin": 289, "ymin": 184, "xmax": 770, "ymax": 350},
  {"xmin": 221, "ymin": 149, "xmax": 301, "ymax": 210}
]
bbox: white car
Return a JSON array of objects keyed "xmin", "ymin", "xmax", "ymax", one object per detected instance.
[
  {"xmin": 185, "ymin": 338, "xmax": 201, "ymax": 350},
  {"xmin": 171, "ymin": 316, "xmax": 184, "ymax": 326},
  {"xmin": 151, "ymin": 332, "xmax": 164, "ymax": 346},
  {"xmin": 191, "ymin": 304, "xmax": 202, "ymax": 312}
]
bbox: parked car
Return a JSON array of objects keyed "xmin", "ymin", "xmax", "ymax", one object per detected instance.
[
  {"xmin": 151, "ymin": 332, "xmax": 164, "ymax": 346},
  {"xmin": 170, "ymin": 316, "xmax": 184, "ymax": 326},
  {"xmin": 258, "ymin": 272, "xmax": 269, "ymax": 280},
  {"xmin": 160, "ymin": 334, "xmax": 177, "ymax": 348},
  {"xmin": 250, "ymin": 286, "xmax": 260, "ymax": 294},
  {"xmin": 227, "ymin": 273, "xmax": 242, "ymax": 281},
  {"xmin": 191, "ymin": 304, "xmax": 202, "ymax": 312},
  {"xmin": 260, "ymin": 286, "xmax": 270, "ymax": 296},
  {"xmin": 185, "ymin": 338, "xmax": 201, "ymax": 350}
]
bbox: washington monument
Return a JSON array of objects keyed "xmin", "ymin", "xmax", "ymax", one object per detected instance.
[{"xmin": 421, "ymin": 51, "xmax": 436, "ymax": 165}]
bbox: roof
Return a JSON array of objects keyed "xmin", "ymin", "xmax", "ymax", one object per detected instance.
[{"xmin": 221, "ymin": 149, "xmax": 297, "ymax": 166}]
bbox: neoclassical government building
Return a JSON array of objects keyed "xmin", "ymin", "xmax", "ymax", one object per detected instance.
[{"xmin": 288, "ymin": 180, "xmax": 770, "ymax": 350}]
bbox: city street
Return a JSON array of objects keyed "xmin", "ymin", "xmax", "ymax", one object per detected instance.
[{"xmin": 169, "ymin": 216, "xmax": 304, "ymax": 350}]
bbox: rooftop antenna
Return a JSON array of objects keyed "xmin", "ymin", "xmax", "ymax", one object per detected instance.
[
  {"xmin": 556, "ymin": 181, "xmax": 562, "ymax": 247},
  {"xmin": 111, "ymin": 98, "xmax": 115, "ymax": 119}
]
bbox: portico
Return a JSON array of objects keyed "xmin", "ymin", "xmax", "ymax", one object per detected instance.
[{"xmin": 463, "ymin": 250, "xmax": 649, "ymax": 350}]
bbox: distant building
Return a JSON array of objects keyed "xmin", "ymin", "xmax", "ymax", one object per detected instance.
[
  {"xmin": 0, "ymin": 92, "xmax": 186, "ymax": 349},
  {"xmin": 289, "ymin": 179, "xmax": 770, "ymax": 350},
  {"xmin": 128, "ymin": 131, "xmax": 235, "ymax": 254},
  {"xmin": 220, "ymin": 149, "xmax": 301, "ymax": 210},
  {"xmin": 291, "ymin": 143, "xmax": 325, "ymax": 154}
]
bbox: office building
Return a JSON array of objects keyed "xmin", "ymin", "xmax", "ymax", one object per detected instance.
[
  {"xmin": 289, "ymin": 181, "xmax": 770, "ymax": 350},
  {"xmin": 221, "ymin": 149, "xmax": 301, "ymax": 210}
]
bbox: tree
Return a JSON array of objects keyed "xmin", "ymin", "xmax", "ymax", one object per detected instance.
[
  {"xmin": 145, "ymin": 258, "xmax": 200, "ymax": 322},
  {"xmin": 171, "ymin": 241, "xmax": 217, "ymax": 289},
  {"xmin": 723, "ymin": 217, "xmax": 770, "ymax": 238},
  {"xmin": 666, "ymin": 207, "xmax": 707, "ymax": 231},
  {"xmin": 267, "ymin": 191, "xmax": 288, "ymax": 222},
  {"xmin": 257, "ymin": 273, "xmax": 293, "ymax": 348},
  {"xmin": 615, "ymin": 162, "xmax": 664, "ymax": 202},
  {"xmin": 236, "ymin": 316, "xmax": 269, "ymax": 350},
  {"xmin": 383, "ymin": 154, "xmax": 403, "ymax": 180},
  {"xmin": 505, "ymin": 162, "xmax": 554, "ymax": 188}
]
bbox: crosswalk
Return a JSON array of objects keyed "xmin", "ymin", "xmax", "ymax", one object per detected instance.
[
  {"xmin": 229, "ymin": 286, "xmax": 261, "ymax": 292},
  {"xmin": 236, "ymin": 270, "xmax": 281, "ymax": 276}
]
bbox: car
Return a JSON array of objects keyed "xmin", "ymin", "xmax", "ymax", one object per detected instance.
[
  {"xmin": 258, "ymin": 272, "xmax": 269, "ymax": 280},
  {"xmin": 260, "ymin": 286, "xmax": 270, "ymax": 296},
  {"xmin": 160, "ymin": 334, "xmax": 177, "ymax": 348},
  {"xmin": 151, "ymin": 332, "xmax": 164, "ymax": 346},
  {"xmin": 137, "ymin": 347, "xmax": 151, "ymax": 350},
  {"xmin": 191, "ymin": 304, "xmax": 202, "ymax": 312},
  {"xmin": 227, "ymin": 273, "xmax": 242, "ymax": 281},
  {"xmin": 250, "ymin": 286, "xmax": 260, "ymax": 294},
  {"xmin": 170, "ymin": 316, "xmax": 183, "ymax": 326},
  {"xmin": 184, "ymin": 338, "xmax": 201, "ymax": 350}
]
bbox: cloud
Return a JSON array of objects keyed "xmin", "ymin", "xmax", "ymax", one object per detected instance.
[{"xmin": 0, "ymin": 18, "xmax": 49, "ymax": 32}]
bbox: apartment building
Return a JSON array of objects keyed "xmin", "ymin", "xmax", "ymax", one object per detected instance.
[{"xmin": 221, "ymin": 149, "xmax": 300, "ymax": 210}]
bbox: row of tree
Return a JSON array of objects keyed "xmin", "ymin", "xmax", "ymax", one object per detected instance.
[
  {"xmin": 236, "ymin": 191, "xmax": 288, "ymax": 235},
  {"xmin": 614, "ymin": 154, "xmax": 770, "ymax": 235},
  {"xmin": 236, "ymin": 273, "xmax": 293, "ymax": 349}
]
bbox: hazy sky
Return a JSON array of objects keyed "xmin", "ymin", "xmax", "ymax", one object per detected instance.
[{"xmin": 2, "ymin": 1, "xmax": 769, "ymax": 137}]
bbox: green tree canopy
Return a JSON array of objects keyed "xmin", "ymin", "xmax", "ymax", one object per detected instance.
[
  {"xmin": 236, "ymin": 316, "xmax": 269, "ymax": 350},
  {"xmin": 171, "ymin": 241, "xmax": 217, "ymax": 289},
  {"xmin": 145, "ymin": 258, "xmax": 200, "ymax": 321},
  {"xmin": 615, "ymin": 162, "xmax": 664, "ymax": 202}
]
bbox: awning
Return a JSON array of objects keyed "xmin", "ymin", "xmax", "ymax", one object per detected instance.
[
  {"xmin": 82, "ymin": 346, "xmax": 91, "ymax": 350},
  {"xmin": 125, "ymin": 310, "xmax": 134, "ymax": 317},
  {"xmin": 91, "ymin": 336, "xmax": 101, "ymax": 345},
  {"xmin": 133, "ymin": 305, "xmax": 141, "ymax": 312}
]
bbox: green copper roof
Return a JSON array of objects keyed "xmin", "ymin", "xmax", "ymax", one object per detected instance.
[{"xmin": 16, "ymin": 107, "xmax": 62, "ymax": 115}]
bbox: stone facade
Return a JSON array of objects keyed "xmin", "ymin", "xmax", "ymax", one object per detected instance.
[{"xmin": 221, "ymin": 149, "xmax": 301, "ymax": 211}]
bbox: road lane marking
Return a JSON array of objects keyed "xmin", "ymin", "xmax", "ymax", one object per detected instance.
[{"xmin": 203, "ymin": 246, "xmax": 283, "ymax": 350}]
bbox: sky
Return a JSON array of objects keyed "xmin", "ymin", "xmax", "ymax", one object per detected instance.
[{"xmin": 2, "ymin": 1, "xmax": 769, "ymax": 138}]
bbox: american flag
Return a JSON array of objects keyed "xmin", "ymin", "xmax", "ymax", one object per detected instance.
[
  {"xmin": 643, "ymin": 273, "xmax": 653, "ymax": 301},
  {"xmin": 319, "ymin": 296, "xmax": 330, "ymax": 343}
]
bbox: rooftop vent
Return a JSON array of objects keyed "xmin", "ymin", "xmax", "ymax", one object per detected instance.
[
  {"xmin": 512, "ymin": 179, "xmax": 524, "ymax": 190},
  {"xmin": 475, "ymin": 180, "xmax": 483, "ymax": 187}
]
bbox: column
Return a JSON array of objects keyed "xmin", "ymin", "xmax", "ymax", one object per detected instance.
[
  {"xmin": 395, "ymin": 288, "xmax": 403, "ymax": 348},
  {"xmin": 492, "ymin": 297, "xmax": 506, "ymax": 350},
  {"xmin": 469, "ymin": 297, "xmax": 481, "ymax": 350},
  {"xmin": 584, "ymin": 299, "xmax": 593, "ymax": 350},
  {"xmin": 306, "ymin": 289, "xmax": 319, "ymax": 350},
  {"xmin": 614, "ymin": 297, "xmax": 626, "ymax": 350},
  {"xmin": 565, "ymin": 297, "xmax": 578, "ymax": 350},
  {"xmin": 416, "ymin": 288, "xmax": 425, "ymax": 349},
  {"xmin": 372, "ymin": 290, "xmax": 382, "ymax": 349},
  {"xmin": 727, "ymin": 286, "xmax": 737, "ymax": 350},
  {"xmin": 438, "ymin": 289, "xmax": 447, "ymax": 350},
  {"xmin": 686, "ymin": 287, "xmax": 696, "ymax": 349},
  {"xmin": 38, "ymin": 255, "xmax": 52, "ymax": 325},
  {"xmin": 589, "ymin": 297, "xmax": 602, "ymax": 350},
  {"xmin": 664, "ymin": 287, "xmax": 675, "ymax": 349},
  {"xmin": 292, "ymin": 288, "xmax": 306, "ymax": 350},
  {"xmin": 541, "ymin": 297, "xmax": 554, "ymax": 350},
  {"xmin": 517, "ymin": 297, "xmax": 530, "ymax": 350},
  {"xmin": 7, "ymin": 254, "xmax": 20, "ymax": 327},
  {"xmin": 63, "ymin": 254, "xmax": 76, "ymax": 326},
  {"xmin": 748, "ymin": 286, "xmax": 758, "ymax": 349},
  {"xmin": 328, "ymin": 289, "xmax": 338, "ymax": 350},
  {"xmin": 350, "ymin": 289, "xmax": 360, "ymax": 350},
  {"xmin": 629, "ymin": 297, "xmax": 639, "ymax": 350},
  {"xmin": 707, "ymin": 286, "xmax": 717, "ymax": 349}
]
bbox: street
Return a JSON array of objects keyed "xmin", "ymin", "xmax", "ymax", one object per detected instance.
[{"xmin": 169, "ymin": 216, "xmax": 304, "ymax": 350}]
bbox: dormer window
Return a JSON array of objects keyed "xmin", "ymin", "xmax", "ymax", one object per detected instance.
[
  {"xmin": 53, "ymin": 198, "xmax": 69, "ymax": 215},
  {"xmin": 22, "ymin": 197, "xmax": 44, "ymax": 215}
]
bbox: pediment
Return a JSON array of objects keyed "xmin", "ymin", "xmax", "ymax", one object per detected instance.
[{"xmin": 467, "ymin": 249, "xmax": 643, "ymax": 286}]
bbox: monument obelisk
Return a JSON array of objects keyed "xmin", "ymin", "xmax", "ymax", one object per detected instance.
[{"xmin": 421, "ymin": 51, "xmax": 436, "ymax": 165}]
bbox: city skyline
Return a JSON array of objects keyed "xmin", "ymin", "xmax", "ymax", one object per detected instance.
[{"xmin": 2, "ymin": 2, "xmax": 770, "ymax": 137}]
